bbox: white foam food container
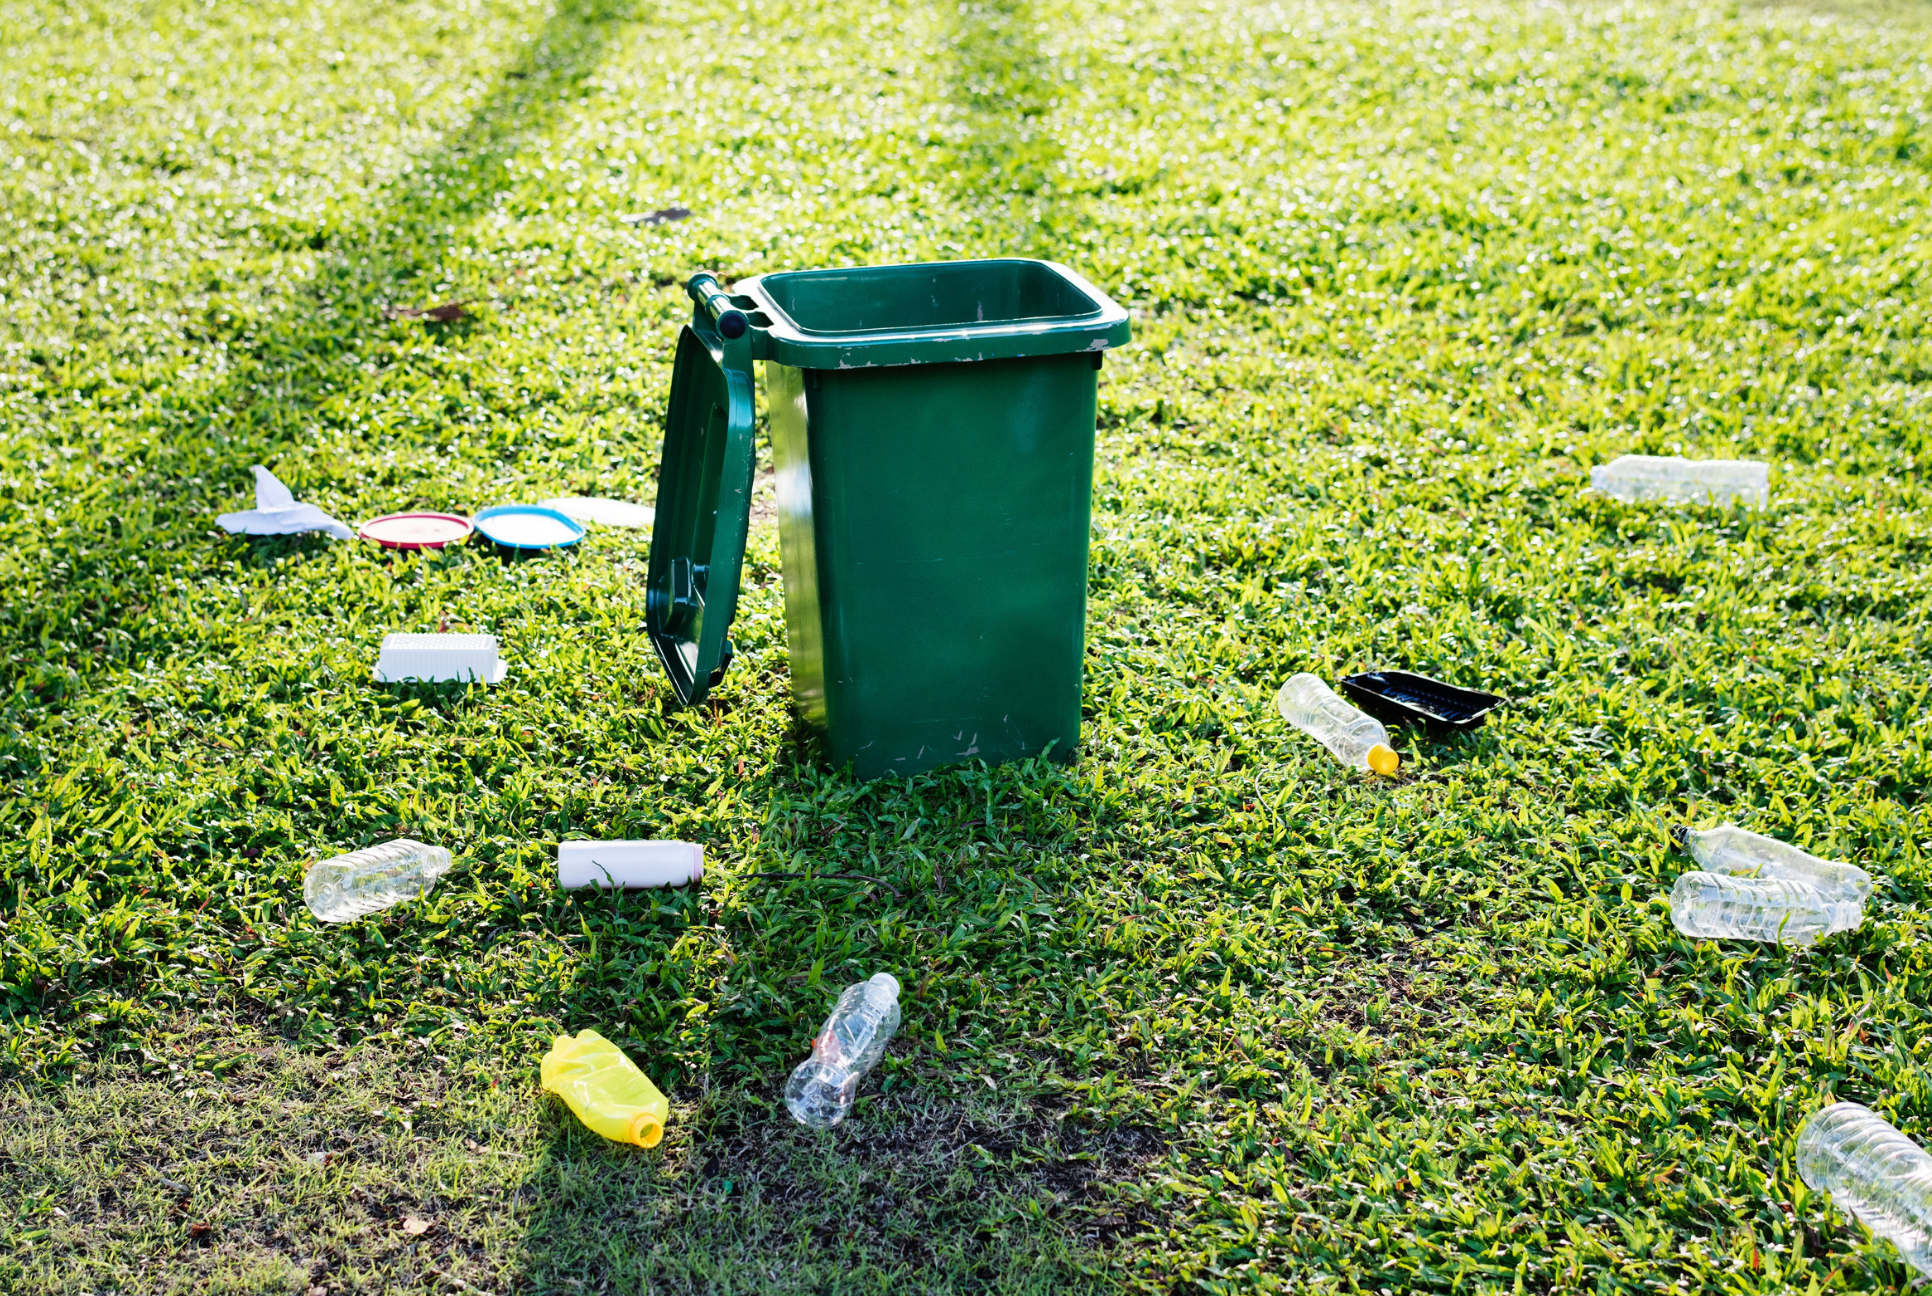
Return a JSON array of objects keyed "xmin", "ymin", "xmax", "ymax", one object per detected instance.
[
  {"xmin": 557, "ymin": 840, "xmax": 704, "ymax": 889},
  {"xmin": 374, "ymin": 633, "xmax": 509, "ymax": 684}
]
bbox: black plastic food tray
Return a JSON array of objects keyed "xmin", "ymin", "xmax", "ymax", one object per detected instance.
[{"xmin": 1337, "ymin": 671, "xmax": 1503, "ymax": 734}]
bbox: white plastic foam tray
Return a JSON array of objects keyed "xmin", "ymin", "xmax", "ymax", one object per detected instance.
[
  {"xmin": 557, "ymin": 840, "xmax": 704, "ymax": 889},
  {"xmin": 373, "ymin": 633, "xmax": 509, "ymax": 684}
]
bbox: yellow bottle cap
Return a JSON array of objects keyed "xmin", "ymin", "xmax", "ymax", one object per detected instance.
[{"xmin": 1367, "ymin": 744, "xmax": 1400, "ymax": 776}]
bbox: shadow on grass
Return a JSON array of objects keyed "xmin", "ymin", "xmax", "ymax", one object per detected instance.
[
  {"xmin": 507, "ymin": 741, "xmax": 1191, "ymax": 1286},
  {"xmin": 15, "ymin": 0, "xmax": 638, "ymax": 654},
  {"xmin": 943, "ymin": 0, "xmax": 1065, "ymax": 252},
  {"xmin": 513, "ymin": 1087, "xmax": 1148, "ymax": 1293}
]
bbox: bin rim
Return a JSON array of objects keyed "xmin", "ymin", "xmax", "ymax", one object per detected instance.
[{"xmin": 736, "ymin": 257, "xmax": 1130, "ymax": 369}]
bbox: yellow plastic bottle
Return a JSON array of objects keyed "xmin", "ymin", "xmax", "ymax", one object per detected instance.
[{"xmin": 540, "ymin": 1029, "xmax": 669, "ymax": 1149}]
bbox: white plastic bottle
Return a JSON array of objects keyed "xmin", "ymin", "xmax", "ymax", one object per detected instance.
[
  {"xmin": 784, "ymin": 972, "xmax": 902, "ymax": 1130},
  {"xmin": 1275, "ymin": 673, "xmax": 1399, "ymax": 775},
  {"xmin": 1589, "ymin": 454, "xmax": 1768, "ymax": 507},
  {"xmin": 1796, "ymin": 1101, "xmax": 1932, "ymax": 1279},
  {"xmin": 1668, "ymin": 871, "xmax": 1840, "ymax": 946},
  {"xmin": 1672, "ymin": 824, "xmax": 1872, "ymax": 909},
  {"xmin": 556, "ymin": 840, "xmax": 703, "ymax": 890},
  {"xmin": 303, "ymin": 839, "xmax": 452, "ymax": 923}
]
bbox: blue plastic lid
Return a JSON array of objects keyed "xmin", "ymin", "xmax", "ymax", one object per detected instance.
[{"xmin": 474, "ymin": 504, "xmax": 586, "ymax": 550}]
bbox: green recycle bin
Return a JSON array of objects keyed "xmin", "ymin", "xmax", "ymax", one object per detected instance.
[{"xmin": 645, "ymin": 259, "xmax": 1130, "ymax": 780}]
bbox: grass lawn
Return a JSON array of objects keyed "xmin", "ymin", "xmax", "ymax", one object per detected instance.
[{"xmin": 4, "ymin": 0, "xmax": 1932, "ymax": 1289}]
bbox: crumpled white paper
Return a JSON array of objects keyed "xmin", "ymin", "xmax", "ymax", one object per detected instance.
[{"xmin": 217, "ymin": 465, "xmax": 354, "ymax": 540}]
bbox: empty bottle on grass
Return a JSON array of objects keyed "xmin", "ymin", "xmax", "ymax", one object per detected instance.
[
  {"xmin": 1275, "ymin": 673, "xmax": 1400, "ymax": 775},
  {"xmin": 1589, "ymin": 454, "xmax": 1768, "ymax": 507},
  {"xmin": 303, "ymin": 838, "xmax": 451, "ymax": 923},
  {"xmin": 1797, "ymin": 1101, "xmax": 1932, "ymax": 1279},
  {"xmin": 1672, "ymin": 824, "xmax": 1872, "ymax": 907},
  {"xmin": 542, "ymin": 1029, "xmax": 670, "ymax": 1148},
  {"xmin": 785, "ymin": 972, "xmax": 902, "ymax": 1130},
  {"xmin": 1669, "ymin": 871, "xmax": 1844, "ymax": 946}
]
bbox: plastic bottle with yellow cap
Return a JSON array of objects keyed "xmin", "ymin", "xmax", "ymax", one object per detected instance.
[
  {"xmin": 541, "ymin": 1029, "xmax": 669, "ymax": 1149},
  {"xmin": 1275, "ymin": 673, "xmax": 1400, "ymax": 776}
]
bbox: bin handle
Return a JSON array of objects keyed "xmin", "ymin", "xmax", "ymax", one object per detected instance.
[{"xmin": 687, "ymin": 273, "xmax": 749, "ymax": 340}]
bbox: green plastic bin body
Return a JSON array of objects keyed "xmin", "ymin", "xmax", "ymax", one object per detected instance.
[{"xmin": 646, "ymin": 259, "xmax": 1129, "ymax": 780}]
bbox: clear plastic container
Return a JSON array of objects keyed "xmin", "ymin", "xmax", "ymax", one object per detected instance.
[
  {"xmin": 1673, "ymin": 824, "xmax": 1871, "ymax": 910},
  {"xmin": 784, "ymin": 972, "xmax": 902, "ymax": 1129},
  {"xmin": 1589, "ymin": 454, "xmax": 1768, "ymax": 507},
  {"xmin": 1668, "ymin": 870, "xmax": 1845, "ymax": 946},
  {"xmin": 303, "ymin": 839, "xmax": 452, "ymax": 923},
  {"xmin": 1275, "ymin": 673, "xmax": 1399, "ymax": 775},
  {"xmin": 1796, "ymin": 1101, "xmax": 1932, "ymax": 1279}
]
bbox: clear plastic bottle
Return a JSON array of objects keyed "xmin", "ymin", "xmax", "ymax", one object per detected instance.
[
  {"xmin": 784, "ymin": 972, "xmax": 902, "ymax": 1130},
  {"xmin": 1672, "ymin": 824, "xmax": 1872, "ymax": 911},
  {"xmin": 1796, "ymin": 1101, "xmax": 1932, "ymax": 1279},
  {"xmin": 1668, "ymin": 870, "xmax": 1840, "ymax": 946},
  {"xmin": 303, "ymin": 838, "xmax": 451, "ymax": 923},
  {"xmin": 1588, "ymin": 454, "xmax": 1768, "ymax": 507},
  {"xmin": 1274, "ymin": 673, "xmax": 1399, "ymax": 775}
]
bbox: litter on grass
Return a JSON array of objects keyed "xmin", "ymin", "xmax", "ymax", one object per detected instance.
[
  {"xmin": 1797, "ymin": 1102, "xmax": 1932, "ymax": 1279},
  {"xmin": 1673, "ymin": 824, "xmax": 1872, "ymax": 906},
  {"xmin": 305, "ymin": 839, "xmax": 451, "ymax": 923},
  {"xmin": 1669, "ymin": 871, "xmax": 1844, "ymax": 946},
  {"xmin": 557, "ymin": 840, "xmax": 703, "ymax": 889},
  {"xmin": 357, "ymin": 511, "xmax": 473, "ymax": 550},
  {"xmin": 1666, "ymin": 824, "xmax": 1869, "ymax": 945},
  {"xmin": 217, "ymin": 465, "xmax": 354, "ymax": 540},
  {"xmin": 473, "ymin": 504, "xmax": 586, "ymax": 550},
  {"xmin": 538, "ymin": 496, "xmax": 655, "ymax": 528},
  {"xmin": 1589, "ymin": 454, "xmax": 1768, "ymax": 507},
  {"xmin": 1276, "ymin": 673, "xmax": 1400, "ymax": 775},
  {"xmin": 1338, "ymin": 670, "xmax": 1503, "ymax": 734},
  {"xmin": 786, "ymin": 972, "xmax": 902, "ymax": 1130},
  {"xmin": 542, "ymin": 1030, "xmax": 670, "ymax": 1148},
  {"xmin": 374, "ymin": 632, "xmax": 509, "ymax": 684}
]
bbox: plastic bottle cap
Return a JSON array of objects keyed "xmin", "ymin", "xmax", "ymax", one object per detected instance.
[{"xmin": 1367, "ymin": 744, "xmax": 1400, "ymax": 776}]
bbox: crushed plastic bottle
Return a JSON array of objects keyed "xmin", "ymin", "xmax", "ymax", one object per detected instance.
[
  {"xmin": 541, "ymin": 1029, "xmax": 670, "ymax": 1148},
  {"xmin": 303, "ymin": 838, "xmax": 451, "ymax": 923},
  {"xmin": 785, "ymin": 972, "xmax": 902, "ymax": 1130},
  {"xmin": 1275, "ymin": 673, "xmax": 1400, "ymax": 775},
  {"xmin": 1672, "ymin": 824, "xmax": 1872, "ymax": 910},
  {"xmin": 1669, "ymin": 871, "xmax": 1841, "ymax": 946},
  {"xmin": 1797, "ymin": 1101, "xmax": 1932, "ymax": 1279},
  {"xmin": 1589, "ymin": 454, "xmax": 1768, "ymax": 507}
]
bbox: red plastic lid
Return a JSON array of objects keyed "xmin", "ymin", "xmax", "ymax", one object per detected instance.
[{"xmin": 357, "ymin": 512, "xmax": 473, "ymax": 550}]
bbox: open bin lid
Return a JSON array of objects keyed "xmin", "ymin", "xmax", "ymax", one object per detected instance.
[{"xmin": 645, "ymin": 292, "xmax": 756, "ymax": 706}]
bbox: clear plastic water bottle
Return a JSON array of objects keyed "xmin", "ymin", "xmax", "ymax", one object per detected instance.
[
  {"xmin": 303, "ymin": 839, "xmax": 452, "ymax": 923},
  {"xmin": 784, "ymin": 972, "xmax": 901, "ymax": 1130},
  {"xmin": 1589, "ymin": 454, "xmax": 1768, "ymax": 507},
  {"xmin": 1274, "ymin": 673, "xmax": 1399, "ymax": 775},
  {"xmin": 1672, "ymin": 824, "xmax": 1872, "ymax": 909},
  {"xmin": 1668, "ymin": 870, "xmax": 1841, "ymax": 946},
  {"xmin": 1797, "ymin": 1101, "xmax": 1932, "ymax": 1279}
]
